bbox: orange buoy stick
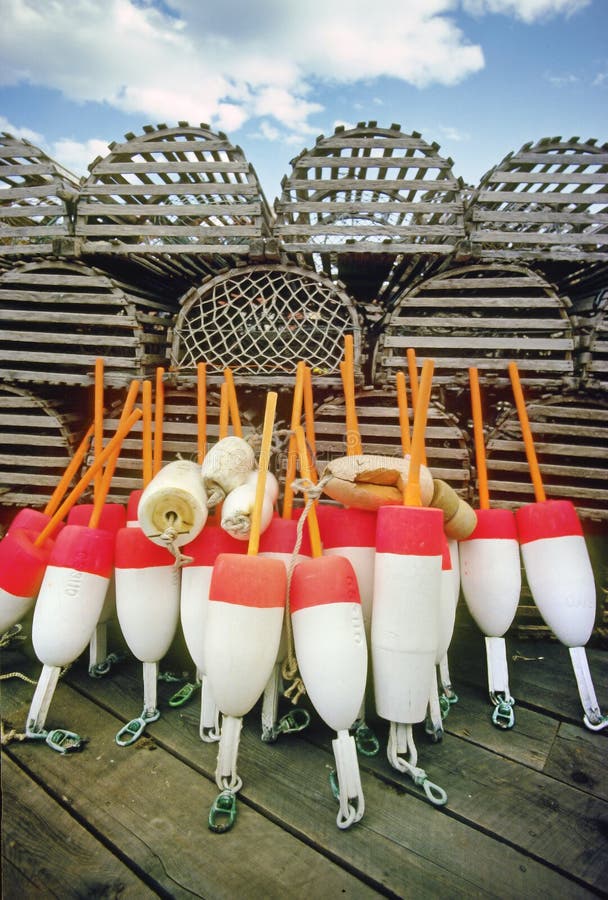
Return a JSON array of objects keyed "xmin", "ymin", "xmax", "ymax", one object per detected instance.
[
  {"xmin": 294, "ymin": 424, "xmax": 322, "ymax": 558},
  {"xmin": 508, "ymin": 361, "xmax": 546, "ymax": 504},
  {"xmin": 404, "ymin": 359, "xmax": 434, "ymax": 508},
  {"xmin": 219, "ymin": 382, "xmax": 229, "ymax": 441},
  {"xmin": 89, "ymin": 380, "xmax": 141, "ymax": 529},
  {"xmin": 303, "ymin": 364, "xmax": 317, "ymax": 474},
  {"xmin": 153, "ymin": 367, "xmax": 165, "ymax": 476},
  {"xmin": 93, "ymin": 357, "xmax": 105, "ymax": 500},
  {"xmin": 282, "ymin": 361, "xmax": 305, "ymax": 519},
  {"xmin": 396, "ymin": 370, "xmax": 411, "ymax": 456},
  {"xmin": 248, "ymin": 391, "xmax": 277, "ymax": 557},
  {"xmin": 406, "ymin": 348, "xmax": 419, "ymax": 412},
  {"xmin": 197, "ymin": 362, "xmax": 207, "ymax": 464},
  {"xmin": 35, "ymin": 409, "xmax": 143, "ymax": 548},
  {"xmin": 341, "ymin": 335, "xmax": 363, "ymax": 456},
  {"xmin": 469, "ymin": 367, "xmax": 490, "ymax": 511},
  {"xmin": 44, "ymin": 424, "xmax": 95, "ymax": 519},
  {"xmin": 223, "ymin": 368, "xmax": 243, "ymax": 438},
  {"xmin": 142, "ymin": 380, "xmax": 153, "ymax": 489}
]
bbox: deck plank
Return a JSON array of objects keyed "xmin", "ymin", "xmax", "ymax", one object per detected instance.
[
  {"xmin": 67, "ymin": 658, "xmax": 599, "ymax": 899},
  {"xmin": 2, "ymin": 755, "xmax": 152, "ymax": 899},
  {"xmin": 2, "ymin": 675, "xmax": 383, "ymax": 900}
]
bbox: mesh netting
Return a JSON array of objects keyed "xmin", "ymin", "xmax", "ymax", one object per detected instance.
[{"xmin": 171, "ymin": 265, "xmax": 359, "ymax": 378}]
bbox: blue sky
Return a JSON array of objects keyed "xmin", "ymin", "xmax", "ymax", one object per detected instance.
[{"xmin": 0, "ymin": 0, "xmax": 606, "ymax": 202}]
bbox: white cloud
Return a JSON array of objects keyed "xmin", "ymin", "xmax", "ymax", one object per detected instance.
[
  {"xmin": 0, "ymin": 114, "xmax": 43, "ymax": 144},
  {"xmin": 439, "ymin": 125, "xmax": 471, "ymax": 142},
  {"xmin": 49, "ymin": 138, "xmax": 112, "ymax": 177},
  {"xmin": 461, "ymin": 0, "xmax": 590, "ymax": 23},
  {"xmin": 0, "ymin": 0, "xmax": 484, "ymax": 143},
  {"xmin": 545, "ymin": 72, "xmax": 580, "ymax": 86}
]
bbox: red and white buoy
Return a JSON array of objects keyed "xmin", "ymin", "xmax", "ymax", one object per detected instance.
[
  {"xmin": 67, "ymin": 503, "xmax": 126, "ymax": 674},
  {"xmin": 0, "ymin": 528, "xmax": 56, "ymax": 634},
  {"xmin": 316, "ymin": 504, "xmax": 379, "ymax": 755},
  {"xmin": 517, "ymin": 499, "xmax": 606, "ymax": 730},
  {"xmin": 204, "ymin": 392, "xmax": 287, "ymax": 833},
  {"xmin": 459, "ymin": 367, "xmax": 521, "ymax": 728},
  {"xmin": 437, "ymin": 539, "xmax": 461, "ymax": 705},
  {"xmin": 508, "ymin": 361, "xmax": 607, "ymax": 732},
  {"xmin": 114, "ymin": 524, "xmax": 181, "ymax": 745},
  {"xmin": 27, "ymin": 523, "xmax": 115, "ymax": 749},
  {"xmin": 459, "ymin": 508, "xmax": 521, "ymax": 727},
  {"xmin": 371, "ymin": 359, "xmax": 447, "ymax": 805},
  {"xmin": 180, "ymin": 525, "xmax": 246, "ymax": 741},
  {"xmin": 291, "ymin": 553, "xmax": 368, "ymax": 828}
]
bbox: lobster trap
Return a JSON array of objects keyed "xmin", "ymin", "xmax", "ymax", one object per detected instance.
[
  {"xmin": 169, "ymin": 264, "xmax": 362, "ymax": 387},
  {"xmin": 372, "ymin": 263, "xmax": 576, "ymax": 395}
]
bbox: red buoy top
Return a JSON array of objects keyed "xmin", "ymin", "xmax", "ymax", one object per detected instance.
[
  {"xmin": 68, "ymin": 503, "xmax": 127, "ymax": 533},
  {"xmin": 316, "ymin": 505, "xmax": 377, "ymax": 548},
  {"xmin": 183, "ymin": 524, "xmax": 246, "ymax": 566},
  {"xmin": 8, "ymin": 508, "xmax": 65, "ymax": 540},
  {"xmin": 126, "ymin": 490, "xmax": 143, "ymax": 523},
  {"xmin": 290, "ymin": 555, "xmax": 361, "ymax": 613},
  {"xmin": 0, "ymin": 528, "xmax": 54, "ymax": 597},
  {"xmin": 515, "ymin": 499, "xmax": 583, "ymax": 545},
  {"xmin": 209, "ymin": 554, "xmax": 286, "ymax": 609},
  {"xmin": 375, "ymin": 505, "xmax": 443, "ymax": 556},
  {"xmin": 49, "ymin": 524, "xmax": 114, "ymax": 578},
  {"xmin": 114, "ymin": 526, "xmax": 175, "ymax": 568},
  {"xmin": 461, "ymin": 507, "xmax": 518, "ymax": 542},
  {"xmin": 258, "ymin": 516, "xmax": 308, "ymax": 555}
]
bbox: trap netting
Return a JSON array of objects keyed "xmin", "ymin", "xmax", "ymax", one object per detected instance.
[{"xmin": 170, "ymin": 264, "xmax": 361, "ymax": 383}]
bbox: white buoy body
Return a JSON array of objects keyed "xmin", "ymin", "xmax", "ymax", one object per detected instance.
[
  {"xmin": 291, "ymin": 555, "xmax": 367, "ymax": 732},
  {"xmin": 516, "ymin": 500, "xmax": 596, "ymax": 647},
  {"xmin": 115, "ymin": 526, "xmax": 180, "ymax": 662},
  {"xmin": 32, "ymin": 525, "xmax": 114, "ymax": 667},
  {"xmin": 205, "ymin": 553, "xmax": 286, "ymax": 717},
  {"xmin": 0, "ymin": 528, "xmax": 54, "ymax": 633},
  {"xmin": 68, "ymin": 503, "xmax": 126, "ymax": 624},
  {"xmin": 137, "ymin": 459, "xmax": 208, "ymax": 548},
  {"xmin": 372, "ymin": 505, "xmax": 443, "ymax": 724},
  {"xmin": 459, "ymin": 509, "xmax": 521, "ymax": 637},
  {"xmin": 317, "ymin": 506, "xmax": 377, "ymax": 642},
  {"xmin": 180, "ymin": 526, "xmax": 246, "ymax": 672}
]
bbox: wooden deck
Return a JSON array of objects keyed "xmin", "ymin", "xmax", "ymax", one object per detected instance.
[{"xmin": 2, "ymin": 616, "xmax": 607, "ymax": 899}]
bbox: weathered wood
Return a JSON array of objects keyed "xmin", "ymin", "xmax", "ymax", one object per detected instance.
[
  {"xmin": 2, "ymin": 755, "xmax": 149, "ymax": 898},
  {"xmin": 373, "ymin": 263, "xmax": 575, "ymax": 390},
  {"xmin": 76, "ymin": 124, "xmax": 272, "ymax": 279},
  {"xmin": 170, "ymin": 264, "xmax": 361, "ymax": 387},
  {"xmin": 63, "ymin": 659, "xmax": 598, "ymax": 899},
  {"xmin": 0, "ymin": 259, "xmax": 173, "ymax": 387},
  {"xmin": 466, "ymin": 137, "xmax": 608, "ymax": 261}
]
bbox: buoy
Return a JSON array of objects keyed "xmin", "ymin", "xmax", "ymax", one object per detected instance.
[
  {"xmin": 180, "ymin": 525, "xmax": 246, "ymax": 741},
  {"xmin": 459, "ymin": 367, "xmax": 520, "ymax": 728},
  {"xmin": 67, "ymin": 503, "xmax": 127, "ymax": 675},
  {"xmin": 291, "ymin": 553, "xmax": 368, "ymax": 829},
  {"xmin": 137, "ymin": 458, "xmax": 208, "ymax": 554},
  {"xmin": 0, "ymin": 528, "xmax": 55, "ymax": 634},
  {"xmin": 508, "ymin": 361, "xmax": 607, "ymax": 732},
  {"xmin": 205, "ymin": 392, "xmax": 286, "ymax": 833},
  {"xmin": 114, "ymin": 525, "xmax": 181, "ymax": 746},
  {"xmin": 26, "ymin": 523, "xmax": 114, "ymax": 749},
  {"xmin": 316, "ymin": 504, "xmax": 379, "ymax": 756},
  {"xmin": 371, "ymin": 358, "xmax": 447, "ymax": 805}
]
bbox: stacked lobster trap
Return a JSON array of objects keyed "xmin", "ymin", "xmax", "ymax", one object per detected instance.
[{"xmin": 0, "ymin": 120, "xmax": 607, "ymax": 637}]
